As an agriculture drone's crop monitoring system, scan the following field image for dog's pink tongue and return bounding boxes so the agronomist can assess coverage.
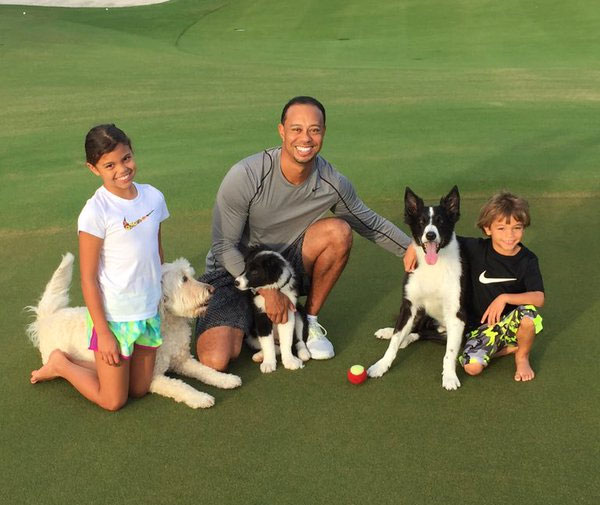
[425,242,438,265]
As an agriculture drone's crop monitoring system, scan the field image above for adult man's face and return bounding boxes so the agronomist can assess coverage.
[278,104,326,167]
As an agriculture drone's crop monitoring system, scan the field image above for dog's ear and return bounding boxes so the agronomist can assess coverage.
[405,187,423,218]
[441,186,460,221]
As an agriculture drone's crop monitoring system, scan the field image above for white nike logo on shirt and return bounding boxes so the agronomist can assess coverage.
[479,270,517,284]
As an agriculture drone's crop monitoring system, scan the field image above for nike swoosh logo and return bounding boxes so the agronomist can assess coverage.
[122,209,154,230]
[479,270,517,284]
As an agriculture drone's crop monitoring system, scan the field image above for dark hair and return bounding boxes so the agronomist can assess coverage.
[84,124,132,165]
[280,96,326,126]
[477,191,531,231]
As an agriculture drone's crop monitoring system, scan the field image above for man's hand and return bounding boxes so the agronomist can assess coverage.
[258,288,295,324]
[403,243,417,272]
[481,294,507,326]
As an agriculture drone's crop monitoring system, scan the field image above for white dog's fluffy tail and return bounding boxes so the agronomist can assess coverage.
[25,252,75,348]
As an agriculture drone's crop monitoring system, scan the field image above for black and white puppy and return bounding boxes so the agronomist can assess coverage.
[234,248,310,373]
[367,186,467,390]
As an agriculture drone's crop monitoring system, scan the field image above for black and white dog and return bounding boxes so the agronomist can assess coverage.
[367,186,467,390]
[234,248,311,373]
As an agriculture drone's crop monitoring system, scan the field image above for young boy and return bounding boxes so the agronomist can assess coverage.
[458,191,545,381]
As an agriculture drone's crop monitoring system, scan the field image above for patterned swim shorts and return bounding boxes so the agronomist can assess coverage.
[87,312,162,360]
[459,305,543,367]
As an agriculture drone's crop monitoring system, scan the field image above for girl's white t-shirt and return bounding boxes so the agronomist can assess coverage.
[77,183,169,322]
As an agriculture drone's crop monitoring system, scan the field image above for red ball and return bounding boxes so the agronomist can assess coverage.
[347,364,368,385]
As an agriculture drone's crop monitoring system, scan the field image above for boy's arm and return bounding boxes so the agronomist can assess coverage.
[481,291,545,326]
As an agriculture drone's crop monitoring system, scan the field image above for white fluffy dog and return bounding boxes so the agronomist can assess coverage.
[26,253,242,409]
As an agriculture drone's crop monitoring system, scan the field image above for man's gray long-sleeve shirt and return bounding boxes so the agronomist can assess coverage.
[205,147,411,277]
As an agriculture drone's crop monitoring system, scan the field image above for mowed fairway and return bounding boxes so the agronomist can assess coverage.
[1,1,598,504]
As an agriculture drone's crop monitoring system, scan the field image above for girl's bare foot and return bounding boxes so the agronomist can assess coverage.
[30,349,67,384]
[514,355,535,381]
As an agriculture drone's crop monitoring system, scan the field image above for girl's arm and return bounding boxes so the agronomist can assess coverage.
[79,231,121,366]
[158,224,164,264]
[482,291,545,325]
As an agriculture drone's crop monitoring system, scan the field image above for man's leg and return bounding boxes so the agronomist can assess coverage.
[196,326,244,372]
[300,218,353,359]
[302,217,353,315]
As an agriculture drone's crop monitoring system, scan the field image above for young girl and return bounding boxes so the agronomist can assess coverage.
[30,124,169,411]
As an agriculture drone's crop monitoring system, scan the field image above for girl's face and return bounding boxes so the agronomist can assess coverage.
[87,143,137,199]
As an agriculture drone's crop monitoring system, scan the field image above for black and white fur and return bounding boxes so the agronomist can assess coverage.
[234,248,310,373]
[368,186,467,390]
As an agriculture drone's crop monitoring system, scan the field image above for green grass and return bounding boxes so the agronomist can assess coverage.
[1,1,598,504]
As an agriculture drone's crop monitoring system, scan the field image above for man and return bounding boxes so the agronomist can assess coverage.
[195,96,412,371]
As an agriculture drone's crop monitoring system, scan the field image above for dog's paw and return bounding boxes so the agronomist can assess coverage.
[189,392,216,409]
[260,360,277,374]
[374,327,394,340]
[442,372,461,391]
[282,356,304,370]
[297,347,311,362]
[367,361,389,378]
[220,373,242,389]
[251,350,264,363]
[399,333,419,349]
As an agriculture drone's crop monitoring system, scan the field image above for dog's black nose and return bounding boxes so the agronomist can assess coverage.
[234,279,240,287]
[426,231,437,241]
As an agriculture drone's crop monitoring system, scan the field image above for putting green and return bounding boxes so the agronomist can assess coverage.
[1,1,598,504]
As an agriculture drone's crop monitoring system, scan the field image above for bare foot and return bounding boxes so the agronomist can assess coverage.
[514,355,535,381]
[30,349,66,384]
[494,345,518,358]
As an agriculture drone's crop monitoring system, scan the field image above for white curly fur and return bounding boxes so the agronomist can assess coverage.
[26,253,242,409]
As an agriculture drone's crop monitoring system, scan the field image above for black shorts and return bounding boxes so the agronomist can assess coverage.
[194,236,310,338]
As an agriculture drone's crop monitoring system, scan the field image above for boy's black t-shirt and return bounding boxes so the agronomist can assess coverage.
[458,237,544,330]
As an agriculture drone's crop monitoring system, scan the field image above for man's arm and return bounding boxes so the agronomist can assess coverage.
[331,174,412,257]
[210,163,255,277]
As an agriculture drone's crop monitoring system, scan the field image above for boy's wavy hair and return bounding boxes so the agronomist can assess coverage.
[477,191,531,231]
[85,124,132,165]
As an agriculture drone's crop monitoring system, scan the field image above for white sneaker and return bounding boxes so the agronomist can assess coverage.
[306,321,335,360]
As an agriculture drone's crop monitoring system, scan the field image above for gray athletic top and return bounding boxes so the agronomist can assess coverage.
[205,147,411,277]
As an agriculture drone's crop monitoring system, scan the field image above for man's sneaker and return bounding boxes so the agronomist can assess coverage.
[306,321,334,360]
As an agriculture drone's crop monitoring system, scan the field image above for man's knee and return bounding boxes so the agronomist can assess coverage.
[326,219,353,250]
[196,326,243,371]
[198,351,231,372]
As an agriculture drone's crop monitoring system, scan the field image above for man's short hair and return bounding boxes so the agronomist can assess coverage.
[477,191,531,231]
[280,96,326,125]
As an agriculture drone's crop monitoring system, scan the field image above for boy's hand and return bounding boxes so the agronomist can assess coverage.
[481,294,507,326]
[98,331,121,366]
[403,244,417,272]
[258,288,295,324]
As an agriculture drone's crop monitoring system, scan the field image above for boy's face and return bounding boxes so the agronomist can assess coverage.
[484,215,524,256]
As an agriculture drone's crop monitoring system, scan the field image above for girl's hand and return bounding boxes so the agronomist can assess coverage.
[481,294,507,326]
[98,331,121,366]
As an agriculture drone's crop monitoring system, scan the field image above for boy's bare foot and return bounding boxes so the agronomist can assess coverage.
[514,355,535,381]
[30,349,67,384]
[494,345,518,358]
